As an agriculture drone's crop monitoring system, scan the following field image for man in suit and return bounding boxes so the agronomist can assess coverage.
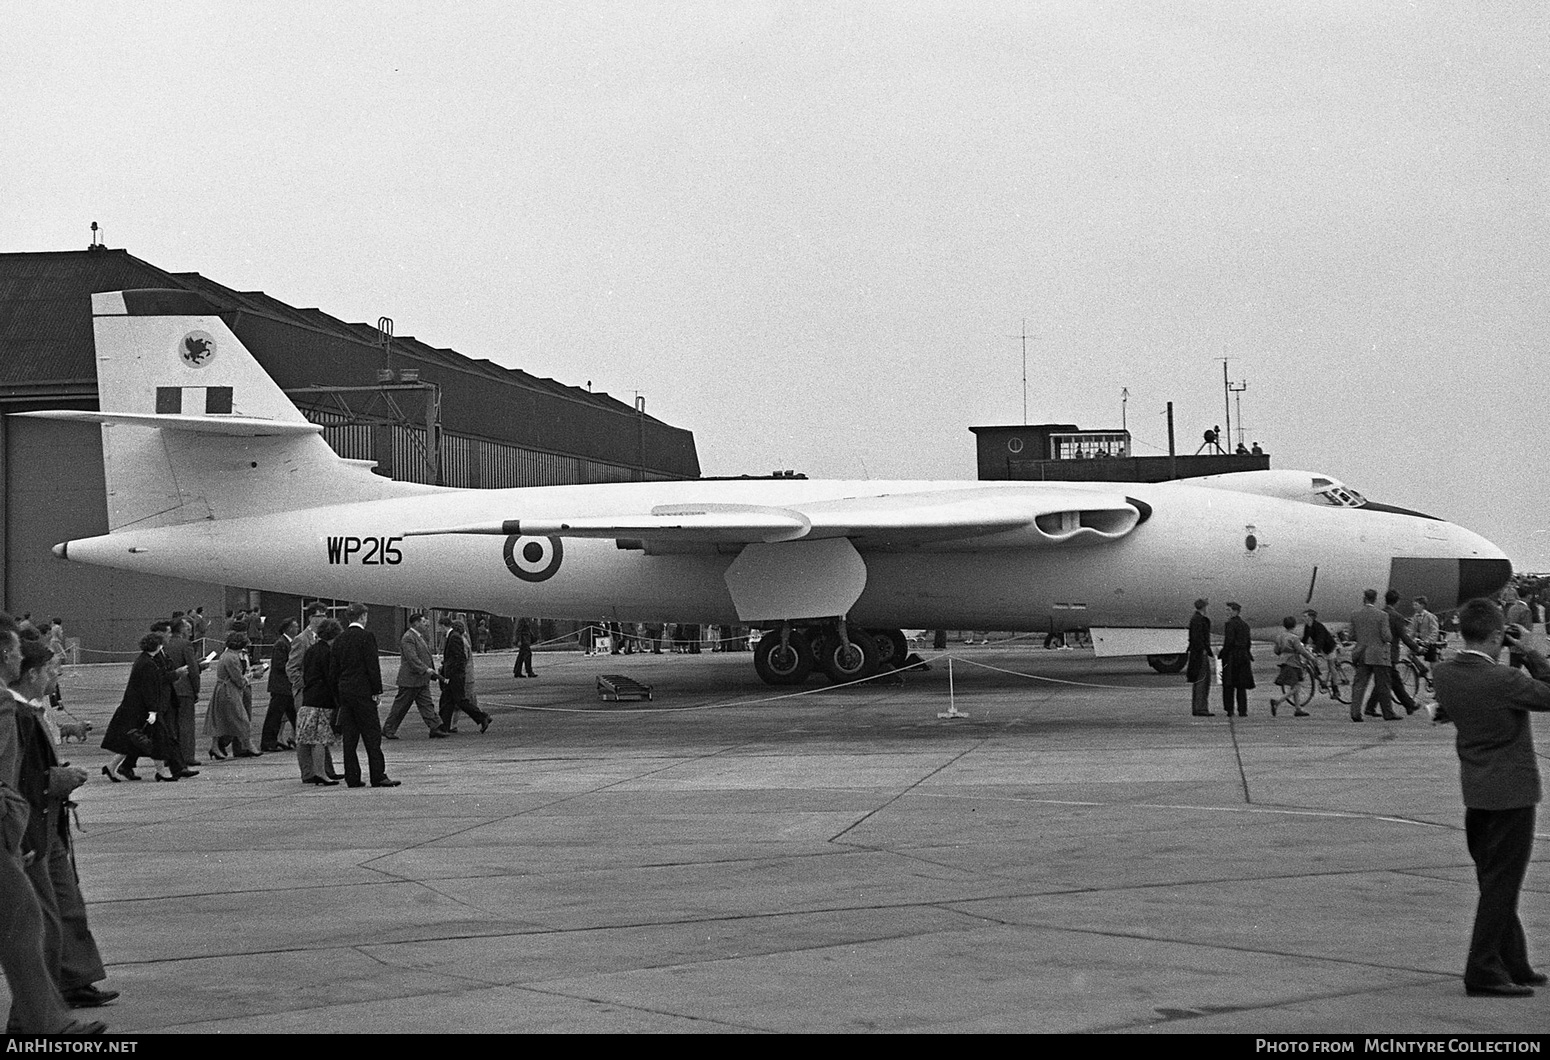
[1432,597,1550,997]
[1381,588,1426,716]
[259,618,299,752]
[1348,588,1396,722]
[382,613,446,740]
[513,618,536,679]
[328,603,398,788]
[1185,598,1213,716]
[1218,602,1254,718]
[189,607,209,648]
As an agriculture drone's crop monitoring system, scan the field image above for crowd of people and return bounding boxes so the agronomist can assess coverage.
[1179,582,1550,998]
[1184,589,1451,721]
[579,620,753,656]
[91,604,501,790]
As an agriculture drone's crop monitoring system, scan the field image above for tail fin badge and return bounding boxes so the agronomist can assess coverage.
[180,331,217,368]
[504,535,563,582]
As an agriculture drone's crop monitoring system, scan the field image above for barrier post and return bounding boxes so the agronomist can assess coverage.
[937,655,968,719]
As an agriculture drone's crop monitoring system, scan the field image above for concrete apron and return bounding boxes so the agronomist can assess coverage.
[14,646,1548,1034]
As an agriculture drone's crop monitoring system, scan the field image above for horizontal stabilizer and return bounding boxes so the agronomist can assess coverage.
[14,410,323,437]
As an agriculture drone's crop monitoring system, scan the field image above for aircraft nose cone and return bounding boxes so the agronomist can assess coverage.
[1390,556,1512,611]
[1458,557,1513,602]
[50,542,68,560]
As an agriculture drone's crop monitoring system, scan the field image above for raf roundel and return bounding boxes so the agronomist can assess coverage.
[179,330,217,368]
[503,535,563,582]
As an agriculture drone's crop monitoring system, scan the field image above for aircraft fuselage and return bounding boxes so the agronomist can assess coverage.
[58,475,1507,631]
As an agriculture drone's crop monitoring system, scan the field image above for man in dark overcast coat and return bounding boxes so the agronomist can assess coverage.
[1185,598,1213,716]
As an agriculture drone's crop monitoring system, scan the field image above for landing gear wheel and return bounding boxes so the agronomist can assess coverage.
[870,628,909,670]
[816,628,880,684]
[754,630,814,686]
[1147,653,1188,675]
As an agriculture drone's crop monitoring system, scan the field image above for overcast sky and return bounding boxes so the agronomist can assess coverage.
[5,2,1548,567]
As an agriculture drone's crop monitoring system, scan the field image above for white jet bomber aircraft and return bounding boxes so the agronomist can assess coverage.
[22,290,1512,686]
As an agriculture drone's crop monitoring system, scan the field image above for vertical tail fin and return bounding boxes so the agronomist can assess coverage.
[91,289,317,422]
[22,290,432,531]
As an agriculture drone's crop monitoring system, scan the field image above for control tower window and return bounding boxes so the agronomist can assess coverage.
[1050,431,1130,460]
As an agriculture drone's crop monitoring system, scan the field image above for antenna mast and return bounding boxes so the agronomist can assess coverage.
[1010,319,1039,425]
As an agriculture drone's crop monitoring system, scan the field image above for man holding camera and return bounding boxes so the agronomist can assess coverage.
[1432,598,1550,997]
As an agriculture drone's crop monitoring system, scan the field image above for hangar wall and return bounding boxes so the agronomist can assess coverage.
[0,247,703,655]
[3,416,223,657]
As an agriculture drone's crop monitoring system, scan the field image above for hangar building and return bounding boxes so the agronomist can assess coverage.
[0,246,701,655]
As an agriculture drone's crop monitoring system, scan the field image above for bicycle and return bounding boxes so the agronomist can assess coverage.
[1395,640,1443,700]
[1278,650,1343,709]
[1280,654,1319,710]
[1308,650,1351,704]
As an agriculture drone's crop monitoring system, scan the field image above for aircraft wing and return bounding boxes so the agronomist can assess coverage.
[401,488,1147,548]
[403,504,811,544]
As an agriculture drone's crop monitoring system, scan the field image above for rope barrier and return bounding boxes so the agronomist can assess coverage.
[506,648,930,714]
[942,653,1149,690]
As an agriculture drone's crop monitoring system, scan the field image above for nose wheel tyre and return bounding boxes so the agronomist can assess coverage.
[754,630,814,686]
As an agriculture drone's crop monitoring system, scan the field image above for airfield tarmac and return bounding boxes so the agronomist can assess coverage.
[11,642,1550,1035]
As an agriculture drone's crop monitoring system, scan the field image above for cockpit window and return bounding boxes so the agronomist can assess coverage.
[1314,485,1367,507]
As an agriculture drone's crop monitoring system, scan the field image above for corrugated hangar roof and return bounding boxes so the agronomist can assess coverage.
[0,247,700,477]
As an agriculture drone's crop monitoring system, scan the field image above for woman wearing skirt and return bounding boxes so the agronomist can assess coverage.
[297,619,341,786]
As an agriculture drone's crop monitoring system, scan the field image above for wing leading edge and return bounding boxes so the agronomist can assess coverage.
[401,487,1150,550]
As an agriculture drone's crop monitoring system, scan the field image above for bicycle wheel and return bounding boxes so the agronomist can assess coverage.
[1327,658,1352,703]
[1397,659,1421,699]
[1290,663,1316,707]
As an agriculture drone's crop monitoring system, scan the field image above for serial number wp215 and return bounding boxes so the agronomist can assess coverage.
[325,536,404,565]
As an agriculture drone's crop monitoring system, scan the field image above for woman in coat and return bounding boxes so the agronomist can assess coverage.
[101,633,178,781]
[204,632,257,758]
[1218,602,1256,718]
[295,619,341,786]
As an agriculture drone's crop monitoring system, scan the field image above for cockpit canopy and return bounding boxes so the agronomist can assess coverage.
[1190,469,1436,520]
[1309,477,1366,507]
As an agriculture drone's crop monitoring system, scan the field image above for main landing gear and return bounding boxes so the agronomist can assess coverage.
[754,621,911,687]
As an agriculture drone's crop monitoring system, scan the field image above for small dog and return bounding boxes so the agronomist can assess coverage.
[55,718,93,743]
